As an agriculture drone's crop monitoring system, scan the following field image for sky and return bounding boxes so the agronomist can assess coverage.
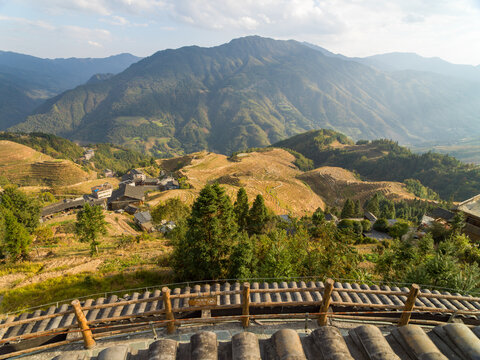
[0,0,479,65]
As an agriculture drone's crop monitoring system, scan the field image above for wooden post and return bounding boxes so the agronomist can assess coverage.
[317,278,334,326]
[242,282,251,328]
[71,300,95,349]
[162,287,175,334]
[398,284,420,326]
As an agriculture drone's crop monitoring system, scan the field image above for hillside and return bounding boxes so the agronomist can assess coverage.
[148,148,417,215]
[0,140,93,186]
[298,166,415,208]
[274,129,480,201]
[11,36,480,156]
[0,52,141,130]
[0,132,152,175]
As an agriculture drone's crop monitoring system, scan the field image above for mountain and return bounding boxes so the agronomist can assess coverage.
[357,52,480,82]
[10,36,480,156]
[0,52,141,130]
[274,129,480,201]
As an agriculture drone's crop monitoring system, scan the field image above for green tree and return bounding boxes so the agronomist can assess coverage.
[234,188,249,232]
[1,208,32,261]
[75,204,107,255]
[451,212,466,234]
[151,198,190,224]
[364,194,380,217]
[361,219,372,232]
[173,184,239,281]
[33,225,54,245]
[0,186,41,233]
[229,232,256,279]
[247,194,269,235]
[312,207,325,225]
[388,220,410,239]
[380,199,395,219]
[255,229,296,278]
[354,200,362,217]
[341,199,355,219]
[373,218,389,233]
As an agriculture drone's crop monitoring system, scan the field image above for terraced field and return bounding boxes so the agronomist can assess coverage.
[0,141,93,186]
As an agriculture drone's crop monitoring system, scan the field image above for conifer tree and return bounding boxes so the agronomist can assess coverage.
[247,194,269,235]
[341,199,355,219]
[234,187,249,232]
[174,184,239,281]
[312,207,325,225]
[354,199,362,217]
[365,193,380,217]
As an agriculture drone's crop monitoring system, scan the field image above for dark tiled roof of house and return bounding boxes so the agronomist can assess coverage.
[428,207,455,221]
[134,211,152,224]
[109,184,145,202]
[51,323,480,359]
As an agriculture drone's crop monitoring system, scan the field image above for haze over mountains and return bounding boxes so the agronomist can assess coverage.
[3,36,480,158]
[0,52,141,129]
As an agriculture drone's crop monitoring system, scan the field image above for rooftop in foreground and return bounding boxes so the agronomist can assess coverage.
[21,319,480,359]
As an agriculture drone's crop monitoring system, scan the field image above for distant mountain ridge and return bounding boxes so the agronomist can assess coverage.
[0,51,141,130]
[10,36,480,157]
[303,42,480,82]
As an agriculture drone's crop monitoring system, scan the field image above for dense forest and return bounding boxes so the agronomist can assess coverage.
[274,129,480,201]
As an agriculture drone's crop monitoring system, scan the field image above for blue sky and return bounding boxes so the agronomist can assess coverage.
[0,0,479,65]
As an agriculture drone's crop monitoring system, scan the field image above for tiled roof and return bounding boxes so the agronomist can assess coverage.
[134,211,152,224]
[50,323,480,359]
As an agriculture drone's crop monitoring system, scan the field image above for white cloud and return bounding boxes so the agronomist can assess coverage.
[3,0,480,63]
[88,40,103,47]
[0,14,55,30]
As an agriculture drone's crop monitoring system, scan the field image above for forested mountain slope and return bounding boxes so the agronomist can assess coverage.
[11,36,480,156]
[0,52,140,130]
[274,129,480,201]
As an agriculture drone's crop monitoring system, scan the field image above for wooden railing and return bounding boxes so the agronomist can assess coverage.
[0,279,479,359]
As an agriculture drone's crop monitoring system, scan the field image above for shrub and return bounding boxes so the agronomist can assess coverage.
[373,218,389,233]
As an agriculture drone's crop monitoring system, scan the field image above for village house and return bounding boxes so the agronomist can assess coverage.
[456,194,480,241]
[159,176,179,191]
[108,183,146,210]
[84,149,94,161]
[91,183,113,199]
[40,195,106,221]
[121,169,146,183]
[104,169,114,177]
[134,211,155,232]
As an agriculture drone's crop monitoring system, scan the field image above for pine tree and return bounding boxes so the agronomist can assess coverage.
[247,194,269,235]
[341,199,355,219]
[2,208,31,261]
[380,200,396,219]
[234,188,249,232]
[354,200,362,217]
[365,193,380,217]
[75,204,107,255]
[312,207,325,225]
[451,212,466,234]
[173,184,239,281]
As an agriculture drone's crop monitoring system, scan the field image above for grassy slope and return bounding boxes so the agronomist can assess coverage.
[0,212,171,313]
[0,140,93,186]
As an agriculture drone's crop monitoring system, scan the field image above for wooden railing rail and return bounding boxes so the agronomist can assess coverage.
[3,279,480,355]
